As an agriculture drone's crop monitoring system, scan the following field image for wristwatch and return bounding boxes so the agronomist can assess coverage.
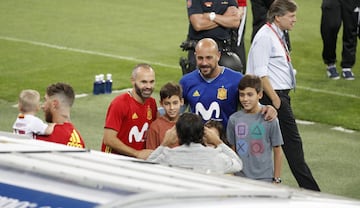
[209,12,216,21]
[273,177,282,183]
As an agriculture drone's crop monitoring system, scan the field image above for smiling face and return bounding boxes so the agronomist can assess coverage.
[131,66,155,102]
[161,95,183,121]
[239,87,263,114]
[195,38,221,79]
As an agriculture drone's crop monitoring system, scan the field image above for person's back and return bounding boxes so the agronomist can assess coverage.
[147,112,242,174]
[13,89,54,139]
[150,142,235,174]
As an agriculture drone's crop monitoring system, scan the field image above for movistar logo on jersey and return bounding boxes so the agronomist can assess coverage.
[129,122,149,143]
[195,102,220,120]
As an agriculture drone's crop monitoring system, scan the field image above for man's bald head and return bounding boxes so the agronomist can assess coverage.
[195,38,219,54]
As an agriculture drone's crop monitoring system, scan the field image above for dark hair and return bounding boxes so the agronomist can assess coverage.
[176,112,204,146]
[267,0,297,23]
[238,74,263,93]
[204,120,231,147]
[46,82,75,107]
[160,82,183,101]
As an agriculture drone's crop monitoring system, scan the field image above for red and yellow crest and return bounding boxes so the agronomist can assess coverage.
[147,105,153,120]
[217,86,227,100]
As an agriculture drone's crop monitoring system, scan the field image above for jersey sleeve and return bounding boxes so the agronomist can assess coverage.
[104,96,125,132]
[237,0,247,6]
[269,118,284,146]
[146,122,161,150]
[187,0,204,16]
[29,117,49,135]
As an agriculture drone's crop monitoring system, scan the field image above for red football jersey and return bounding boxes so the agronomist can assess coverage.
[36,122,85,148]
[101,93,157,154]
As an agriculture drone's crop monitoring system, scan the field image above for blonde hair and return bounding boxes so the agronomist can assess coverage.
[18,89,41,113]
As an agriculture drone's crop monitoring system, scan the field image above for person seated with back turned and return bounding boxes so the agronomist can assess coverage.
[36,82,85,148]
[147,112,243,175]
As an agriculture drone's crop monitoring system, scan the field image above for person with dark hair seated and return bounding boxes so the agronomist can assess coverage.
[147,112,242,175]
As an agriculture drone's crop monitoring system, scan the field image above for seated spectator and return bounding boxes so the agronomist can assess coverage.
[36,82,85,148]
[147,112,242,174]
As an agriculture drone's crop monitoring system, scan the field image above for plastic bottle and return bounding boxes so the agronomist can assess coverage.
[99,74,106,94]
[93,75,101,95]
[105,73,113,94]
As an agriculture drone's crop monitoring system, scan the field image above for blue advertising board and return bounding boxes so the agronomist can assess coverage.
[0,183,98,208]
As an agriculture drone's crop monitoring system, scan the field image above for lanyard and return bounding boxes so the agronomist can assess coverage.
[266,22,291,62]
[266,22,296,89]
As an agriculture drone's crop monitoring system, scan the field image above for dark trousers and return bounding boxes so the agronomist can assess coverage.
[249,0,291,51]
[261,90,321,191]
[321,0,358,68]
[250,0,274,41]
[231,28,247,72]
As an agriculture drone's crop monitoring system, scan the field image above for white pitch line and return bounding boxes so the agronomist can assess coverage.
[296,86,359,99]
[1,36,359,100]
[0,36,179,69]
[331,126,355,134]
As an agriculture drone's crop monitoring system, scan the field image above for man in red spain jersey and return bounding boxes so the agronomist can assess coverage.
[101,63,157,160]
[36,82,85,148]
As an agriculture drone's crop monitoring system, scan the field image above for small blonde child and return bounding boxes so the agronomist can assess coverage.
[12,89,54,139]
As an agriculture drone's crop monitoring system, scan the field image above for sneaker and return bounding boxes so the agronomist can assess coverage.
[342,70,355,80]
[327,66,340,80]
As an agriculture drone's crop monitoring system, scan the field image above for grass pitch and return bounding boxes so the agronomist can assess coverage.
[0,0,359,200]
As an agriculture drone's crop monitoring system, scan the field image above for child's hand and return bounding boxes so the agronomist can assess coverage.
[161,126,178,147]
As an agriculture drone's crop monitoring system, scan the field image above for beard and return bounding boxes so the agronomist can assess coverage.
[44,108,53,123]
[198,64,216,78]
[134,83,153,100]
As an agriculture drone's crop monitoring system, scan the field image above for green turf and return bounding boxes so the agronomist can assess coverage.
[0,0,358,130]
[0,0,359,200]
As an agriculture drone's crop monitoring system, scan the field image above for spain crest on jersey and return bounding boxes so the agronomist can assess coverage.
[217,86,227,100]
[147,105,153,120]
